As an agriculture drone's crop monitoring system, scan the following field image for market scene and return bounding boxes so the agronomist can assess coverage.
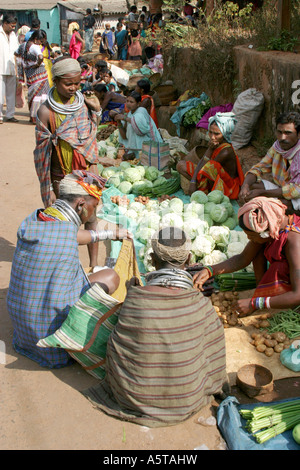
[1,0,300,453]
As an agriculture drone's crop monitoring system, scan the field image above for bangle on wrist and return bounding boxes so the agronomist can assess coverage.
[95,110,102,117]
[204,265,214,277]
[89,230,114,243]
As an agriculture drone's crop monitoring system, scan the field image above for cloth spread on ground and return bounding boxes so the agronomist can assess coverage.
[83,286,227,427]
[34,104,99,207]
[217,396,300,450]
[247,140,300,200]
[186,142,244,199]
[253,214,300,298]
[6,210,89,368]
[171,94,209,136]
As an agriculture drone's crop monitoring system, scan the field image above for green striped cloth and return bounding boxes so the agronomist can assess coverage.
[37,284,122,379]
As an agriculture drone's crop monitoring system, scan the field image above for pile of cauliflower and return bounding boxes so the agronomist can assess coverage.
[115,189,252,273]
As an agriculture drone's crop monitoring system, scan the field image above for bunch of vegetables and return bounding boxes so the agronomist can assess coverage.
[182,98,211,128]
[262,308,300,340]
[240,399,300,444]
[134,195,150,205]
[99,162,181,198]
[110,195,130,206]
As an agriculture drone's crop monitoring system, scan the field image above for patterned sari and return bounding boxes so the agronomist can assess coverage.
[253,214,300,298]
[186,143,244,199]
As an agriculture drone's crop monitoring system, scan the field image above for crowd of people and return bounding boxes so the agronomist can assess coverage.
[1,6,300,430]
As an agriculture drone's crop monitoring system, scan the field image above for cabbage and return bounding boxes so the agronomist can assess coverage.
[102,167,119,179]
[107,175,122,187]
[204,202,216,214]
[222,217,237,230]
[221,201,234,217]
[118,181,132,194]
[210,204,228,224]
[222,195,230,203]
[202,250,228,265]
[202,213,213,227]
[207,190,224,204]
[209,226,230,247]
[161,212,184,228]
[183,219,209,240]
[123,167,143,183]
[97,163,104,175]
[119,161,132,170]
[183,201,204,219]
[226,241,245,258]
[138,180,153,194]
[145,166,162,181]
[134,165,146,178]
[153,176,167,187]
[131,181,146,194]
[169,197,184,214]
[192,234,215,258]
[190,190,208,205]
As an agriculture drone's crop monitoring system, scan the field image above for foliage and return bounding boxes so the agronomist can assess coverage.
[267,29,298,52]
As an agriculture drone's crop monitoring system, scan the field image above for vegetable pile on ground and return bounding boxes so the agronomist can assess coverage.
[249,329,292,357]
[112,188,249,273]
[182,97,211,128]
[211,291,242,328]
[239,399,300,444]
[98,162,181,197]
[97,128,120,159]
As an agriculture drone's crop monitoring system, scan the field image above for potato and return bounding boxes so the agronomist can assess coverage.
[271,332,287,343]
[260,320,270,328]
[254,337,265,346]
[256,343,267,353]
[224,292,234,300]
[265,347,274,357]
[274,343,284,353]
[264,339,276,348]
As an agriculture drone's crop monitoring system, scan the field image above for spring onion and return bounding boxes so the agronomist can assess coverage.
[215,272,256,292]
[240,400,300,444]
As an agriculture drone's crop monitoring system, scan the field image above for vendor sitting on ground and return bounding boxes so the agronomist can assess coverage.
[84,226,228,427]
[93,83,126,123]
[192,196,300,317]
[6,171,132,369]
[177,112,244,199]
[239,111,300,215]
[135,78,158,127]
[114,91,163,158]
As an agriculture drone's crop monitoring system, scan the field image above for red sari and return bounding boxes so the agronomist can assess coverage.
[186,143,244,200]
[253,215,300,298]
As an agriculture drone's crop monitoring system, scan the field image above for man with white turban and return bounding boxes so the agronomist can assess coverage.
[177,112,244,199]
[34,57,103,267]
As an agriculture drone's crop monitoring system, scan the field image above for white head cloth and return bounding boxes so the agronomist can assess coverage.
[59,173,89,198]
[52,58,81,80]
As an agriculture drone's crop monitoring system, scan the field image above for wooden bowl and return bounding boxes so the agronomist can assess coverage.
[236,364,274,398]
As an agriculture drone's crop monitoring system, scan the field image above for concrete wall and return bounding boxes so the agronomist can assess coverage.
[162,45,300,141]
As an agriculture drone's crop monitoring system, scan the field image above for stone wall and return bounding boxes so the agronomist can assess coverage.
[161,45,300,141]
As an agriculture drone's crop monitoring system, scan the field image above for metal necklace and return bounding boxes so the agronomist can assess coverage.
[51,199,81,227]
[145,268,194,290]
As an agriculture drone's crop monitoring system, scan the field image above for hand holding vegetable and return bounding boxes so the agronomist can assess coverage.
[232,298,254,317]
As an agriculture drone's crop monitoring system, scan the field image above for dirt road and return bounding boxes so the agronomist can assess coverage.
[0,106,226,451]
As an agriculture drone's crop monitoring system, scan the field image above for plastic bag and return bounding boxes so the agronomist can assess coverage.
[231,88,264,149]
[280,340,300,372]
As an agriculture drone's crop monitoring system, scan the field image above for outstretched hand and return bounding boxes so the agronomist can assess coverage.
[111,228,133,240]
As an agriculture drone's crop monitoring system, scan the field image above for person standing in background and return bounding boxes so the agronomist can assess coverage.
[69,23,84,59]
[83,9,95,53]
[0,13,19,124]
[24,17,41,42]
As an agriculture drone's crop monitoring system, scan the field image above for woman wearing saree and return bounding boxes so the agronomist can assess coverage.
[115,91,162,158]
[69,23,84,60]
[16,29,50,123]
[40,30,53,87]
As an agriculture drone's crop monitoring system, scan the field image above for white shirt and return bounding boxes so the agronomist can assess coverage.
[0,26,19,76]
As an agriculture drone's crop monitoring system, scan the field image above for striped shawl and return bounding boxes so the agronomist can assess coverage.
[83,286,227,427]
[34,104,99,207]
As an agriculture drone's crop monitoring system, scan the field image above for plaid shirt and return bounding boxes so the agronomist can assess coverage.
[34,104,99,207]
[7,211,90,368]
[247,146,300,200]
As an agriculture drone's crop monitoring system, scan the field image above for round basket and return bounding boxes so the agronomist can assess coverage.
[236,364,274,398]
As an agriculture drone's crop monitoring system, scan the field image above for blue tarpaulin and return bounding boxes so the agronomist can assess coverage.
[217,396,300,450]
